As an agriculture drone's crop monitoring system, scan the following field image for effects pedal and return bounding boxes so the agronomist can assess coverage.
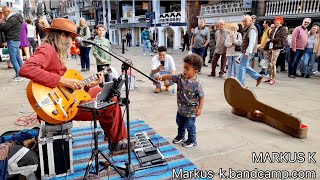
[133,131,167,167]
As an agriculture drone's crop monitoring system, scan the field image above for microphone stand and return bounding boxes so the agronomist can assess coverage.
[82,40,158,178]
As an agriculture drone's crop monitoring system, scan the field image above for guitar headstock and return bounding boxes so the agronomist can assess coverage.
[99,67,112,76]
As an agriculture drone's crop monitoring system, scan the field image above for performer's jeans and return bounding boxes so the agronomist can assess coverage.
[237,53,260,86]
[150,71,173,88]
[176,112,196,143]
[8,40,23,77]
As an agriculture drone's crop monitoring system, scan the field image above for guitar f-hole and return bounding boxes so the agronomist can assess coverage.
[57,85,70,101]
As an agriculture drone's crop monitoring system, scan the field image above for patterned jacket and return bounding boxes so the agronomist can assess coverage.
[269,26,287,50]
[313,34,320,57]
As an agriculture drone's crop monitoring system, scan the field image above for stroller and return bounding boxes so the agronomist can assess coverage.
[151,41,158,53]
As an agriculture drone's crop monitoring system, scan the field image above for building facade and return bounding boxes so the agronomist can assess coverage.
[111,0,188,49]
[259,0,320,29]
[197,0,251,28]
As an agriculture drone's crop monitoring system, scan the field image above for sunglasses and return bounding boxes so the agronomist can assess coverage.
[66,33,76,41]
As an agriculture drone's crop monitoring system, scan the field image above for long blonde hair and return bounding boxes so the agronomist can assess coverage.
[43,31,68,66]
[39,18,49,29]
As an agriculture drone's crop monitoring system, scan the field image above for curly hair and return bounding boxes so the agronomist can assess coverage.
[274,16,284,25]
[183,53,203,71]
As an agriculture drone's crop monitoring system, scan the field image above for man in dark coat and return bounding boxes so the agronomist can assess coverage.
[0,6,24,81]
[181,31,189,51]
[126,29,132,47]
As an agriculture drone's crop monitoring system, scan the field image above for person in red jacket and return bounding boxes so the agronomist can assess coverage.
[70,40,80,59]
[19,18,135,155]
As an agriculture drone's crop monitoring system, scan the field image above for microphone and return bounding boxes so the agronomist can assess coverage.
[75,37,111,49]
[75,37,97,46]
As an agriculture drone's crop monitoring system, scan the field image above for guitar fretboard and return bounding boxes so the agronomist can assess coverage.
[81,68,110,85]
[82,74,99,85]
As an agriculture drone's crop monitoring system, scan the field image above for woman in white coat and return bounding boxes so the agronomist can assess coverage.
[224,24,242,77]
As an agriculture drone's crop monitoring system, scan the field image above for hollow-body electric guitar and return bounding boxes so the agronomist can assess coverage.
[26,68,111,124]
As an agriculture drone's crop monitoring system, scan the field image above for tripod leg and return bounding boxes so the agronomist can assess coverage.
[99,151,126,178]
[84,153,95,177]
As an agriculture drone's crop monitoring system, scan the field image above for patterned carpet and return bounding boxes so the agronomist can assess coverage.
[53,119,199,180]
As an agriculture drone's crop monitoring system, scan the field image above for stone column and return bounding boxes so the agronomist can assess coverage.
[256,0,266,17]
[158,27,164,47]
[181,0,186,23]
[102,0,107,26]
[107,0,112,41]
[74,0,81,25]
[132,0,135,16]
[186,0,200,32]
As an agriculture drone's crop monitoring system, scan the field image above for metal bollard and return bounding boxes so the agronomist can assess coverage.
[122,39,125,54]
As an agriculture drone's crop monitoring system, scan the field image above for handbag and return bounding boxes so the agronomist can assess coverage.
[235,45,241,52]
[259,58,269,69]
[2,47,8,55]
[0,46,10,61]
[234,33,242,52]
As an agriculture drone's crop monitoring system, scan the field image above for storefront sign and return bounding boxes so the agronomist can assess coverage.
[243,0,253,8]
[202,15,246,24]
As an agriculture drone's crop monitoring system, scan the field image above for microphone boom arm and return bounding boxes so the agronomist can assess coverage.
[76,38,158,84]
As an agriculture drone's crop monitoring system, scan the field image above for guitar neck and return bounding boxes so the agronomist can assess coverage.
[81,68,110,85]
[82,74,99,85]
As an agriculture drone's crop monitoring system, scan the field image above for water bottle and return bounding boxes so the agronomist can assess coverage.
[171,84,176,96]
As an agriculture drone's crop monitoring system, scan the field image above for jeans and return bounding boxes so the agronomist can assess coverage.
[301,48,316,75]
[150,71,173,88]
[288,49,304,76]
[8,40,23,76]
[192,47,206,58]
[176,112,196,143]
[227,56,238,77]
[80,47,91,70]
[143,40,151,54]
[236,53,260,86]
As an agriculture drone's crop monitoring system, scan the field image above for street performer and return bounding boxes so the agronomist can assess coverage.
[19,18,135,155]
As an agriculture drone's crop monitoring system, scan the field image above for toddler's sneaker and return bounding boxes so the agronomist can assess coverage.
[182,140,197,148]
[172,136,185,144]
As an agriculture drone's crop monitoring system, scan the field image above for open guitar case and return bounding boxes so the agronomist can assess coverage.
[0,128,40,180]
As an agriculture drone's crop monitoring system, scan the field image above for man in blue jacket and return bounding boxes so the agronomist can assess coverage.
[141,27,153,56]
[0,6,24,81]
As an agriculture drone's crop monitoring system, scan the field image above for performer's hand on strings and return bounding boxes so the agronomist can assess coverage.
[60,77,83,90]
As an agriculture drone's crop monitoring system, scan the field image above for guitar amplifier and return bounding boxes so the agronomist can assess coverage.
[38,121,74,179]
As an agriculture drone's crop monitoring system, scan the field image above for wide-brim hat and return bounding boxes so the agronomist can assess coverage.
[44,18,78,38]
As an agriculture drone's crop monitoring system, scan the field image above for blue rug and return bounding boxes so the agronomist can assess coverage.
[54,119,199,180]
